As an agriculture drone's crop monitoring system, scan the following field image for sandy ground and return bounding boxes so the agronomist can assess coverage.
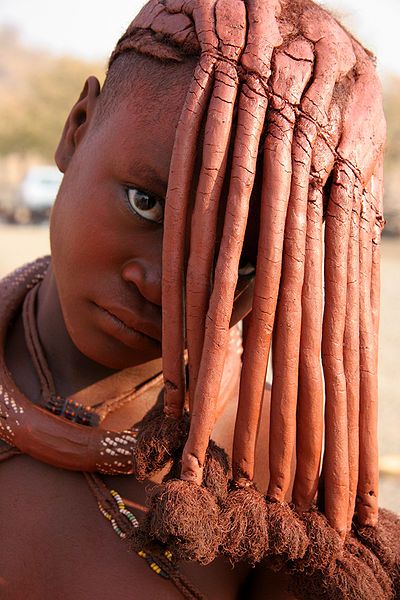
[0,223,399,513]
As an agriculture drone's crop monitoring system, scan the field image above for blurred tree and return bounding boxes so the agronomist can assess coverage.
[0,27,104,160]
[382,76,400,232]
[384,76,400,172]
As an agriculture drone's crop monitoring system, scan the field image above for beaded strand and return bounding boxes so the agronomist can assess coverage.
[93,479,172,579]
[110,489,140,526]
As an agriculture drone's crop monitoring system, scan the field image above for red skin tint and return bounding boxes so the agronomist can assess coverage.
[3,57,294,598]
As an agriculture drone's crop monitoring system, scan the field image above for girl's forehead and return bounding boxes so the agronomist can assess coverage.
[89,90,184,199]
[107,53,195,124]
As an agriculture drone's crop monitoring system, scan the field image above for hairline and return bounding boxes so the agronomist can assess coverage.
[95,49,197,125]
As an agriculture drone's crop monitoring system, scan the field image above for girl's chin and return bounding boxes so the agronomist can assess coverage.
[74,334,162,371]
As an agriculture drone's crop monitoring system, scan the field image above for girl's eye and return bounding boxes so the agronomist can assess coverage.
[238,258,255,277]
[126,188,164,223]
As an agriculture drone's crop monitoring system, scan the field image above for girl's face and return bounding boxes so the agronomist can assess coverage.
[50,58,255,371]
[50,65,187,370]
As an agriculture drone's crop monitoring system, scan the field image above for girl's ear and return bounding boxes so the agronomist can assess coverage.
[55,76,101,173]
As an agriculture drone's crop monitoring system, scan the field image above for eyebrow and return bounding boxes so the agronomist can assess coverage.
[128,160,168,198]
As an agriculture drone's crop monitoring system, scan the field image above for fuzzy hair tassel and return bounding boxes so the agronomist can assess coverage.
[266,499,309,561]
[201,440,231,502]
[354,508,400,596]
[221,483,269,565]
[165,439,231,504]
[296,509,343,574]
[132,397,189,480]
[140,479,223,564]
[290,533,394,600]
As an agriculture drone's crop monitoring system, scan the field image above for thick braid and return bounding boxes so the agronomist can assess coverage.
[357,180,379,526]
[292,172,324,513]
[267,40,315,506]
[370,159,384,338]
[185,61,238,405]
[176,0,249,484]
[291,15,357,530]
[226,40,316,563]
[161,55,216,419]
[175,0,250,405]
[291,101,341,516]
[232,38,309,489]
[282,2,354,522]
[181,76,266,484]
[321,163,354,537]
[221,2,285,564]
[335,41,386,528]
[365,159,384,528]
[370,158,384,415]
[229,0,283,489]
[344,186,361,529]
[176,79,270,564]
[264,42,326,562]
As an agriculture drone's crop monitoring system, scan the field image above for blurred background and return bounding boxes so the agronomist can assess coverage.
[0,0,399,511]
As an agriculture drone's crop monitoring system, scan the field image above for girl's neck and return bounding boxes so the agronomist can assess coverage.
[37,267,162,397]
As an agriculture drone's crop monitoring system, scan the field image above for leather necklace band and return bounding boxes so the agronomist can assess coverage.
[22,282,100,426]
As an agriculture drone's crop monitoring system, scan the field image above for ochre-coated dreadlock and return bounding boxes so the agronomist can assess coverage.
[108,0,397,597]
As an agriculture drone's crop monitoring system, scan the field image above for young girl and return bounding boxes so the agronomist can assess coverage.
[0,1,398,598]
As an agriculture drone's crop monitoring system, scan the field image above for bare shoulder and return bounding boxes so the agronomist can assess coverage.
[0,454,248,600]
[242,566,297,600]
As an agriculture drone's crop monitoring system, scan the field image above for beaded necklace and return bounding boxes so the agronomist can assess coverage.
[84,473,178,582]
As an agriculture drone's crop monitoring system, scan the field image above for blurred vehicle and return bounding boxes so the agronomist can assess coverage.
[11,166,63,224]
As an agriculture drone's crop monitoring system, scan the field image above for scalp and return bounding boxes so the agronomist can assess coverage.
[95,50,196,127]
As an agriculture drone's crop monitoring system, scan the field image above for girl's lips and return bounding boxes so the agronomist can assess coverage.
[94,302,161,347]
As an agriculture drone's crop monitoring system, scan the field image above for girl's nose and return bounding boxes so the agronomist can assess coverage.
[121,259,162,306]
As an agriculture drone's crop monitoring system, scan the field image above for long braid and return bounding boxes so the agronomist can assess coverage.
[161,54,216,420]
[292,168,325,514]
[344,187,361,529]
[291,103,341,517]
[321,162,354,537]
[267,41,315,506]
[357,180,379,525]
[185,59,237,405]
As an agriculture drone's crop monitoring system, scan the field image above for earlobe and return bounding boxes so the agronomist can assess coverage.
[55,76,101,172]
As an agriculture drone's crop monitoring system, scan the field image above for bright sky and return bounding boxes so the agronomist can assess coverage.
[0,0,399,76]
